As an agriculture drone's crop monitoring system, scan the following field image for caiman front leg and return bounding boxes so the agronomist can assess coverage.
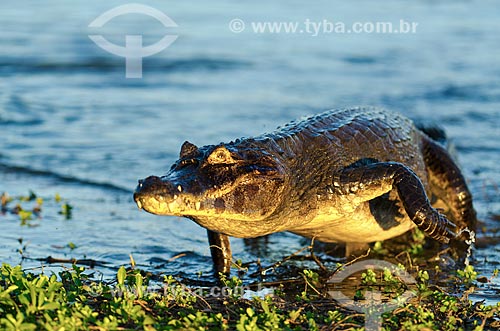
[334,162,457,243]
[207,230,232,275]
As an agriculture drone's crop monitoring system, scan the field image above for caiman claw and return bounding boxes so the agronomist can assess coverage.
[414,208,458,244]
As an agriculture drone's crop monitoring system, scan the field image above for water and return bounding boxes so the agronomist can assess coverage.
[1,0,499,302]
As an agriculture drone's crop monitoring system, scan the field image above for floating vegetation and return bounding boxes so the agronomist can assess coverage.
[0,191,73,225]
[59,203,73,220]
[0,262,499,330]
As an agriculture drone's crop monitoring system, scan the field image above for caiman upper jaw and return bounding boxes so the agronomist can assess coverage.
[134,175,169,211]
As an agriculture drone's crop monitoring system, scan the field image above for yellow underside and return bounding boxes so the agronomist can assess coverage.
[290,201,415,243]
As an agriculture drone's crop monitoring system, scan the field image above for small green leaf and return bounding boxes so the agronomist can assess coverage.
[18,210,33,222]
[60,203,73,219]
[41,302,60,310]
[117,266,126,286]
[136,273,143,297]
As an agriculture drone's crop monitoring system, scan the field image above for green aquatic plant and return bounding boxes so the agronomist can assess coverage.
[457,265,478,284]
[17,209,33,223]
[361,268,377,285]
[1,190,73,224]
[19,190,37,202]
[0,262,499,330]
[59,203,73,220]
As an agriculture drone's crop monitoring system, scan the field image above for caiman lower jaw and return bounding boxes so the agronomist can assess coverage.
[134,194,182,216]
[135,192,219,218]
[134,192,273,222]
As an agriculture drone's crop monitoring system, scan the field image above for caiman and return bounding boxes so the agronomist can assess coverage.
[134,107,476,274]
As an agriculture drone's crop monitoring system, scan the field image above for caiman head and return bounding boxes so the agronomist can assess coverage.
[134,141,287,237]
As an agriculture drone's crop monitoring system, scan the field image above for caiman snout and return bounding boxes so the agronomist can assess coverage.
[135,173,204,216]
[136,175,163,191]
[134,175,178,212]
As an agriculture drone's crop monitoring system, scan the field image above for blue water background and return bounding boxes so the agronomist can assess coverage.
[0,0,498,302]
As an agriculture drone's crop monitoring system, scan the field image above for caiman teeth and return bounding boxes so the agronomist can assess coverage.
[195,201,201,211]
[168,201,178,211]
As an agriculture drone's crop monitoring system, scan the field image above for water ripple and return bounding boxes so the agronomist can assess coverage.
[0,162,130,194]
[0,57,251,75]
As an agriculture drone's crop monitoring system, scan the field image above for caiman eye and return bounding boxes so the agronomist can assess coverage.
[207,146,235,165]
